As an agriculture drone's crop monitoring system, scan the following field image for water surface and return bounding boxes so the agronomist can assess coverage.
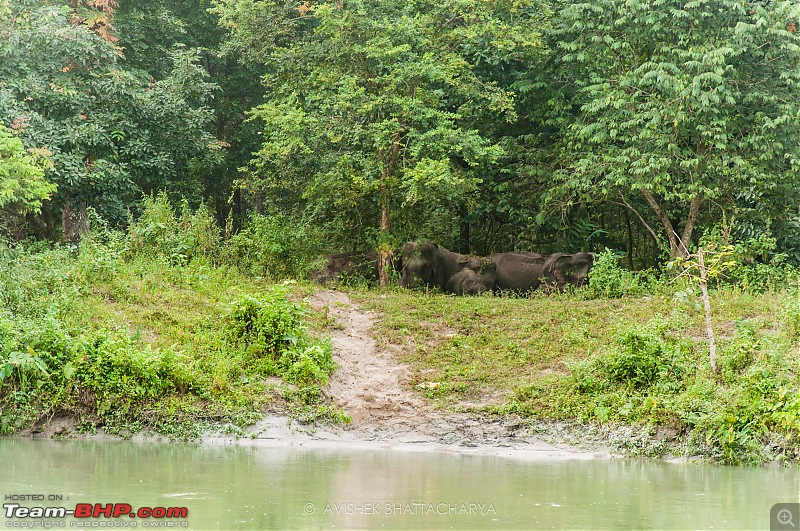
[1,438,798,529]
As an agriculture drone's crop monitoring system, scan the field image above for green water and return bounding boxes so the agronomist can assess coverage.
[1,439,798,530]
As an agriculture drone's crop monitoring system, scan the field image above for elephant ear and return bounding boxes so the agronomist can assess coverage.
[553,254,591,284]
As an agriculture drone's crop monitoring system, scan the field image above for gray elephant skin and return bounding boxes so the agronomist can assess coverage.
[400,241,594,294]
[491,251,594,292]
[400,241,495,294]
[445,268,494,295]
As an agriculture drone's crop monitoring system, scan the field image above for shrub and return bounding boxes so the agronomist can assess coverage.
[786,297,800,342]
[0,244,74,318]
[227,290,306,360]
[127,193,219,265]
[573,320,690,393]
[75,208,126,283]
[71,331,200,414]
[587,249,655,298]
[223,213,325,279]
[226,287,335,386]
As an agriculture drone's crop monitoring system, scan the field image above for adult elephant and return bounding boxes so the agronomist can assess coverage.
[399,241,465,291]
[491,252,548,292]
[491,251,594,292]
[544,252,595,290]
[400,241,495,293]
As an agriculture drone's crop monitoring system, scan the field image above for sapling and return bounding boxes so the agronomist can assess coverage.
[669,244,736,372]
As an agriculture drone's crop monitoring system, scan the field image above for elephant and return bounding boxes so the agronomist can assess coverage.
[400,241,495,294]
[491,251,595,292]
[399,241,465,291]
[445,267,495,295]
[544,252,595,290]
[311,251,380,284]
[400,241,593,294]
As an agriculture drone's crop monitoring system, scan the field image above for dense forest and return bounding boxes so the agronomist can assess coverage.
[4,0,800,267]
[4,0,800,466]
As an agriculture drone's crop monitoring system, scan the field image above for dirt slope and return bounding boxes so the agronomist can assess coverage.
[255,290,608,458]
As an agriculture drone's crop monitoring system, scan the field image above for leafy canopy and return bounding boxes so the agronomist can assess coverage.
[214,0,546,247]
[549,0,800,256]
[0,0,219,225]
[0,124,55,215]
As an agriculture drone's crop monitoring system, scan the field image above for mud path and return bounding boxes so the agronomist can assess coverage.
[291,291,608,458]
[309,290,426,427]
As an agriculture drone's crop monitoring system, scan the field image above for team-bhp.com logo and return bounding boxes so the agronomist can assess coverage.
[4,502,189,527]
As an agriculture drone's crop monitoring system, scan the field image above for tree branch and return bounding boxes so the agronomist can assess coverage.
[614,196,661,246]
[641,188,681,256]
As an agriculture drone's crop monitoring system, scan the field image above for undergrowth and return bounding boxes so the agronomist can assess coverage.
[0,199,347,439]
[357,285,800,466]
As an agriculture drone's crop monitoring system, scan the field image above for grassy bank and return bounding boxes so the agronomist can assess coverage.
[354,282,800,465]
[0,199,345,439]
[3,196,799,466]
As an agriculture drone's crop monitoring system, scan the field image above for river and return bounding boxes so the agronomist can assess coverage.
[1,438,798,529]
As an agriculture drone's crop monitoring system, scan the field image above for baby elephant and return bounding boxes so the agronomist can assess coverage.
[445,268,494,296]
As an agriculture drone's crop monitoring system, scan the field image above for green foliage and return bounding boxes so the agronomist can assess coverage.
[0,224,343,437]
[0,124,55,217]
[226,288,335,385]
[521,313,799,464]
[128,193,220,264]
[549,0,800,258]
[572,319,690,393]
[227,290,306,360]
[0,1,219,231]
[71,332,197,414]
[214,0,541,248]
[223,213,325,279]
[0,243,74,318]
[587,249,655,298]
[784,298,800,342]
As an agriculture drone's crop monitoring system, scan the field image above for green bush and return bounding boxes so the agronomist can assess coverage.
[75,208,126,283]
[226,286,335,387]
[71,331,200,414]
[0,244,74,318]
[282,345,333,386]
[572,319,690,393]
[0,228,345,437]
[227,290,307,361]
[223,213,325,279]
[785,297,800,342]
[587,249,655,298]
[128,193,219,265]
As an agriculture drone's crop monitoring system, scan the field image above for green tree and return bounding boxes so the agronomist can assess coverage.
[114,0,266,226]
[0,124,55,230]
[0,0,219,239]
[215,0,545,282]
[548,0,800,258]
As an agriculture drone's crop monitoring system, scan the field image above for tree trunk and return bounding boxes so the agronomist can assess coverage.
[697,247,717,373]
[624,207,634,270]
[680,196,702,254]
[641,189,703,259]
[377,133,401,288]
[62,201,89,243]
[378,193,391,288]
[641,189,680,257]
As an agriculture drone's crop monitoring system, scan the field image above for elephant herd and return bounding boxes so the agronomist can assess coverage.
[312,241,596,295]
